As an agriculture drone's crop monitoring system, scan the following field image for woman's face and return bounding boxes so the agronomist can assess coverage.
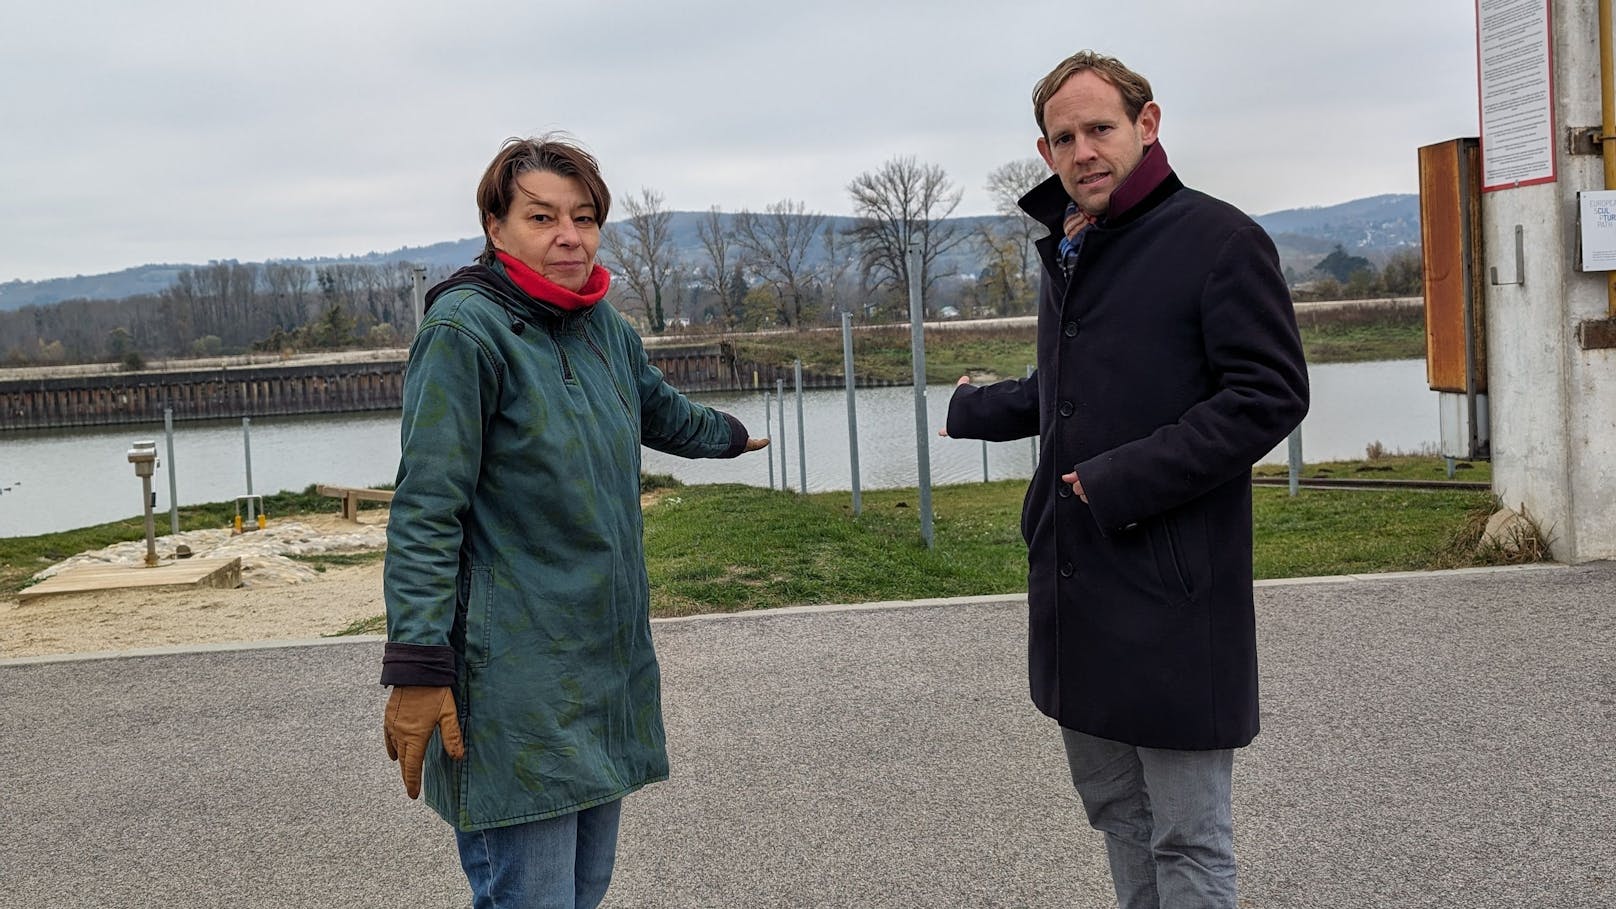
[487,170,601,292]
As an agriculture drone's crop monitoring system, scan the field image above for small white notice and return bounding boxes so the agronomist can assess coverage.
[1477,0,1555,191]
[1580,191,1616,272]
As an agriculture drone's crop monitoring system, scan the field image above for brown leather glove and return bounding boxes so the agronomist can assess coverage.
[383,686,465,799]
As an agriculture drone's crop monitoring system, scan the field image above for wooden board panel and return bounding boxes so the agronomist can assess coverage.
[1419,139,1485,393]
[18,557,242,603]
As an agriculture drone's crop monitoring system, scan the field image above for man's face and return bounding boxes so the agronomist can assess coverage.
[1036,70,1160,217]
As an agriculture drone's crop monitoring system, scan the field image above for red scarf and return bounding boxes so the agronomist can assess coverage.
[495,251,611,311]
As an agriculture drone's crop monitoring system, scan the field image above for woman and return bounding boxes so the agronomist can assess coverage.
[380,136,767,908]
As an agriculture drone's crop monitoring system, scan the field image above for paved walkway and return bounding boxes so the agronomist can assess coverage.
[3,562,1612,908]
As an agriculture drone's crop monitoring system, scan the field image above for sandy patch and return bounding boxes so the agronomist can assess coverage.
[0,497,662,660]
[0,512,389,660]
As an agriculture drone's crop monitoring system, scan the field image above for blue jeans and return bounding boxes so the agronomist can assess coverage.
[1061,728,1236,909]
[454,799,623,909]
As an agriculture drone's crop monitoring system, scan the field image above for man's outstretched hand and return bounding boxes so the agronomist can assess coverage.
[938,375,972,437]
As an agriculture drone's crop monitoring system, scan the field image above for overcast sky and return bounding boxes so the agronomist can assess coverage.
[0,0,1480,283]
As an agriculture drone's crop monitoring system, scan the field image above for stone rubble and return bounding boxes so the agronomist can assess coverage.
[35,521,389,588]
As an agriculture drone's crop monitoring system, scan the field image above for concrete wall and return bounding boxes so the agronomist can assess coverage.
[1483,0,1616,562]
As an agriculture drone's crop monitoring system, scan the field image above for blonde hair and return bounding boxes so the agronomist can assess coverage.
[1032,51,1154,136]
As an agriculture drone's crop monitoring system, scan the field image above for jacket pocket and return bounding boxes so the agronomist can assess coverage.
[1148,516,1197,603]
[463,564,494,668]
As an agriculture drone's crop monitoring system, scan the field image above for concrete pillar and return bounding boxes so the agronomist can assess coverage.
[1483,0,1616,562]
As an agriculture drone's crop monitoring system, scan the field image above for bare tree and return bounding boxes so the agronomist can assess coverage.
[733,199,825,329]
[846,156,967,315]
[813,225,856,324]
[695,206,743,329]
[984,158,1050,293]
[263,263,312,330]
[601,188,676,333]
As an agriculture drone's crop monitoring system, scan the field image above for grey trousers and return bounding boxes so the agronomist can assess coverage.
[1061,728,1237,909]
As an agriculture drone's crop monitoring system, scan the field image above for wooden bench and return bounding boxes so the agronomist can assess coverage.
[316,485,395,522]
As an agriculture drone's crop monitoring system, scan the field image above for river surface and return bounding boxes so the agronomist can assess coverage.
[0,359,1437,538]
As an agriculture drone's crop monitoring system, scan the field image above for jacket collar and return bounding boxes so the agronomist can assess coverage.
[425,262,593,330]
[1020,141,1182,233]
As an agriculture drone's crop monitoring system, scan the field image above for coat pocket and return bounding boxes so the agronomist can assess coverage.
[1143,516,1194,604]
[463,564,494,668]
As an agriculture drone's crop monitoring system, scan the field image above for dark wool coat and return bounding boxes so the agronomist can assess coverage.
[947,165,1308,750]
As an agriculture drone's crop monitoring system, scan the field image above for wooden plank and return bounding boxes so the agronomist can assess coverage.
[315,485,394,502]
[18,557,242,603]
[1419,138,1485,394]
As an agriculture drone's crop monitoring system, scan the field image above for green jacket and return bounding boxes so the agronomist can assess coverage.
[383,264,746,831]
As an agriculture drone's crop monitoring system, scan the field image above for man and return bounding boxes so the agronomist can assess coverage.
[945,52,1308,908]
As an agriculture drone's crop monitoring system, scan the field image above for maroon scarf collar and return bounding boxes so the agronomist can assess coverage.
[1103,141,1172,222]
[494,250,611,311]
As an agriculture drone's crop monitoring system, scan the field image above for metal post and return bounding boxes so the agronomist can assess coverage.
[982,440,990,483]
[763,391,775,490]
[243,417,256,525]
[164,406,179,535]
[776,379,787,491]
[908,241,934,548]
[1287,427,1303,497]
[411,265,428,336]
[127,441,159,567]
[842,312,862,516]
[1600,0,1616,315]
[794,359,807,494]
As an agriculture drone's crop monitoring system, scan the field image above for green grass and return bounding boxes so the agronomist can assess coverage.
[8,460,1530,628]
[730,308,1427,385]
[1293,302,1427,364]
[327,615,387,637]
[1253,454,1489,482]
[285,551,387,572]
[642,458,1520,616]
[643,482,1027,616]
[1252,486,1496,579]
[734,327,1042,385]
[1299,322,1426,363]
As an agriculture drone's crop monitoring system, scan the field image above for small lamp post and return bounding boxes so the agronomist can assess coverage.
[126,440,160,568]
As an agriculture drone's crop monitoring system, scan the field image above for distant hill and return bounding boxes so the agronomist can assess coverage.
[1253,193,1420,268]
[0,195,1420,310]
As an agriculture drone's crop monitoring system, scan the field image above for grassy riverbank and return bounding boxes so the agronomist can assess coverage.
[0,458,1519,613]
[642,457,1500,615]
[729,304,1426,384]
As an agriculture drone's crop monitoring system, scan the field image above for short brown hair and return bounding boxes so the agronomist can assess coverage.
[475,136,612,265]
[1032,51,1154,137]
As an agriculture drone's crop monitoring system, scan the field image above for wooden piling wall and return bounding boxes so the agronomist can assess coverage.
[0,342,894,431]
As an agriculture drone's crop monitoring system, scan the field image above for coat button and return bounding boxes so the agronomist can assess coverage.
[1063,321,1079,337]
[1060,562,1075,578]
[1059,401,1075,417]
[1058,484,1072,498]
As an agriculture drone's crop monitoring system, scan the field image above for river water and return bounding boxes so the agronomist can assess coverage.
[0,359,1437,538]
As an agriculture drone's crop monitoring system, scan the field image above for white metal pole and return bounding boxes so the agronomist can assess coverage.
[908,241,934,548]
[243,417,255,524]
[164,406,179,534]
[763,391,775,490]
[776,379,787,490]
[794,359,806,494]
[842,313,862,516]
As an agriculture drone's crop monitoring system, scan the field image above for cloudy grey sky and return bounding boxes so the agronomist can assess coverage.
[0,0,1479,283]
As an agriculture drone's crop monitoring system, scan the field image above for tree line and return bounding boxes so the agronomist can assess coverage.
[1,155,1421,369]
